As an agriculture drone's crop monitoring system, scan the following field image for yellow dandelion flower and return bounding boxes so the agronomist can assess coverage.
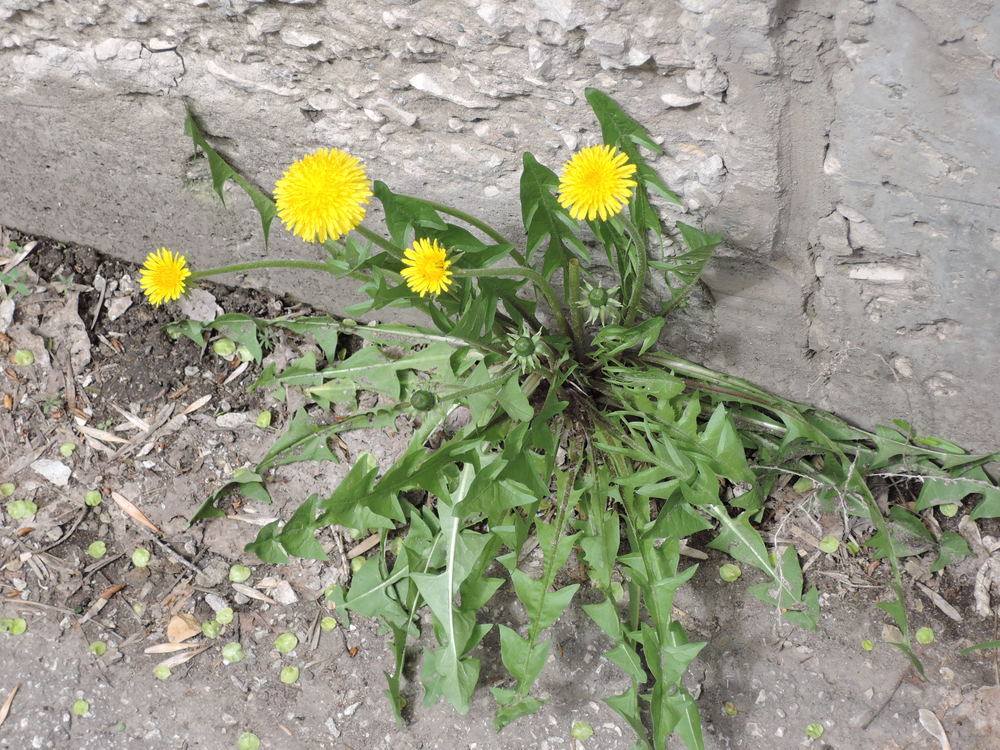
[274,148,373,243]
[400,238,453,297]
[140,248,191,306]
[557,144,638,222]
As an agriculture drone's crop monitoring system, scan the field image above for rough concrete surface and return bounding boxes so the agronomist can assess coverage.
[1,0,999,450]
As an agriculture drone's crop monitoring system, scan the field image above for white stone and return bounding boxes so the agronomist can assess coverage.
[0,299,14,333]
[533,0,584,31]
[627,47,651,67]
[215,412,248,429]
[280,28,322,48]
[848,264,906,282]
[836,203,867,223]
[176,288,221,323]
[325,718,341,738]
[409,72,497,110]
[106,296,133,321]
[31,459,72,486]
[250,12,283,35]
[94,38,124,61]
[527,39,554,79]
[367,99,417,127]
[587,24,627,57]
[273,580,299,605]
[661,91,702,108]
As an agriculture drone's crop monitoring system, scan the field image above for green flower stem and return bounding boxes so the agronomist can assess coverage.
[451,267,583,358]
[354,224,404,259]
[619,214,648,327]
[189,260,331,281]
[395,194,524,263]
[566,258,586,358]
[438,368,516,402]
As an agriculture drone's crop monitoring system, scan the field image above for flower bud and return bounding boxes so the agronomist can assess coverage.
[410,390,437,412]
[512,336,536,358]
[587,286,609,307]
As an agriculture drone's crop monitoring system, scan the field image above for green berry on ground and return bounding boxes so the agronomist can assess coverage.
[274,632,298,653]
[720,564,741,582]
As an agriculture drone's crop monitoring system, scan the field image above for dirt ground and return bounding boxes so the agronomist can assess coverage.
[2,229,1000,750]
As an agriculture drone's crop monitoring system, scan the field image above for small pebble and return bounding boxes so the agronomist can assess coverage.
[184,366,200,377]
[273,581,299,605]
[30,459,72,486]
[325,718,341,738]
[216,412,248,429]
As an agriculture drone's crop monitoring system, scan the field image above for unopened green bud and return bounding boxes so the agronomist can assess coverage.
[512,336,536,358]
[587,287,609,307]
[410,390,437,412]
[13,350,34,366]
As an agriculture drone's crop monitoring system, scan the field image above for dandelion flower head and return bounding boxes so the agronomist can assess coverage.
[140,248,191,306]
[400,238,453,297]
[557,144,638,222]
[274,148,373,243]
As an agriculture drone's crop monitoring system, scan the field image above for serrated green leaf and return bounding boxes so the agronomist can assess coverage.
[591,318,665,359]
[577,509,620,590]
[497,375,533,422]
[781,586,820,630]
[664,687,705,750]
[373,181,446,247]
[930,530,971,573]
[642,498,713,539]
[276,317,340,360]
[582,597,624,641]
[705,507,772,574]
[275,493,329,561]
[605,642,648,683]
[212,313,263,362]
[243,520,289,564]
[316,453,395,532]
[520,152,589,278]
[498,625,551,686]
[188,470,271,525]
[867,506,935,559]
[491,687,548,732]
[511,572,579,633]
[184,109,277,249]
[699,405,755,484]
[604,682,651,749]
[411,514,490,715]
[651,222,722,315]
[256,408,339,471]
[163,318,211,347]
[344,556,409,627]
[383,620,409,730]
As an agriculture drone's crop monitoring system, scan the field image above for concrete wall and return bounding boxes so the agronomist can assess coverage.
[2,0,998,450]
